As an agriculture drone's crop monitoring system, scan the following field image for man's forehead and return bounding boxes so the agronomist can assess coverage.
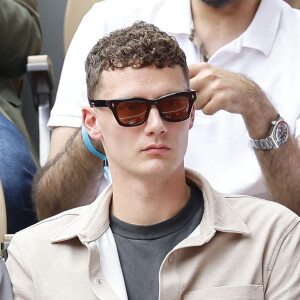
[98,65,187,99]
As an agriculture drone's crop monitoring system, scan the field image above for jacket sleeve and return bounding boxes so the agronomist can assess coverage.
[6,235,35,300]
[265,218,300,299]
[0,0,42,78]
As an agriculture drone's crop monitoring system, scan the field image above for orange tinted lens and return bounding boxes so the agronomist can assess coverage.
[159,96,189,120]
[117,101,147,125]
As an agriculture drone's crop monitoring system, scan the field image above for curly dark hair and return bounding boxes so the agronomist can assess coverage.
[85,21,189,99]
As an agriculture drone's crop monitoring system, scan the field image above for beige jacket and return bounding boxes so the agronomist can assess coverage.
[6,169,300,299]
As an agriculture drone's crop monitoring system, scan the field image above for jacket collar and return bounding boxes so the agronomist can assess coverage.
[51,186,112,244]
[185,169,250,237]
[51,169,250,244]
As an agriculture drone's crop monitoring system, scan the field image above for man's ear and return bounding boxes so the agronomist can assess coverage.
[189,106,195,130]
[82,107,103,140]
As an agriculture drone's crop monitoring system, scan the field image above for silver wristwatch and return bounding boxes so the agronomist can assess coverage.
[250,115,289,150]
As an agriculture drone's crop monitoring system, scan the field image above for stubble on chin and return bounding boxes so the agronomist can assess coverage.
[201,0,238,8]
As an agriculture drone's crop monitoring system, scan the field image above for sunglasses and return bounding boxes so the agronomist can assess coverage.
[89,90,197,127]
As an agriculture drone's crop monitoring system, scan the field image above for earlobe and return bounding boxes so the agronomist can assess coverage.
[82,107,103,140]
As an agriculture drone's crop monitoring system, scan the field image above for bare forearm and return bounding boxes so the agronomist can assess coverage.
[242,88,300,214]
[32,128,104,220]
[254,136,300,215]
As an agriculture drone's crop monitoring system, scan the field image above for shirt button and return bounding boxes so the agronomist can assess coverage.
[168,254,175,264]
[96,279,102,285]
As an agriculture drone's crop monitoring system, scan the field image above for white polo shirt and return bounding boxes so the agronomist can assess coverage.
[49,0,300,199]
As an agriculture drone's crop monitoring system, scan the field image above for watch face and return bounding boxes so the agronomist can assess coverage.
[275,121,288,146]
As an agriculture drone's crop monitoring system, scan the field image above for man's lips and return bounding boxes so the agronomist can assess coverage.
[142,144,170,153]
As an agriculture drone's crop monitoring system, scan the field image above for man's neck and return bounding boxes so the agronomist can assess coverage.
[191,0,261,59]
[110,169,190,225]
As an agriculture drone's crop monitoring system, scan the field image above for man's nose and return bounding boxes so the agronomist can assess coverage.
[144,107,167,135]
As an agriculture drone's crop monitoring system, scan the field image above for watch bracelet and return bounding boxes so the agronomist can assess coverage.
[249,115,288,150]
[250,137,278,150]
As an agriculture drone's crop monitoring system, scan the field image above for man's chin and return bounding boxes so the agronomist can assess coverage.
[137,161,181,179]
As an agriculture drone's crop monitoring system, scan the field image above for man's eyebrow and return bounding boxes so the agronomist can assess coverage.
[114,90,186,100]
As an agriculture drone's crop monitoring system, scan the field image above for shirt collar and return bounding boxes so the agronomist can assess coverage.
[151,0,193,35]
[238,0,282,56]
[51,168,250,245]
[188,0,282,57]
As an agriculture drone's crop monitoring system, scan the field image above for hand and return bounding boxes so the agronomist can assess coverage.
[190,63,268,114]
[189,63,278,137]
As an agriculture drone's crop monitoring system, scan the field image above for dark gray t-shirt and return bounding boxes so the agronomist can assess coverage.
[110,183,204,300]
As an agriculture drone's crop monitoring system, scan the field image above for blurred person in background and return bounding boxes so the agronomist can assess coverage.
[0,258,13,300]
[0,0,41,233]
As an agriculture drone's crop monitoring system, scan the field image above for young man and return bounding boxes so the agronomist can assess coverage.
[7,22,300,300]
[33,0,300,220]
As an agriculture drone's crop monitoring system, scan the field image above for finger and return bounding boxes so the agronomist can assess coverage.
[191,79,213,110]
[188,64,201,79]
[189,72,207,93]
[188,62,209,78]
[189,63,215,92]
[201,98,221,115]
[194,90,213,110]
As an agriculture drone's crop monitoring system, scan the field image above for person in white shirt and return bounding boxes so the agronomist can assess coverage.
[33,0,300,219]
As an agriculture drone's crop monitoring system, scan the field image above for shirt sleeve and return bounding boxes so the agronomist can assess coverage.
[6,235,35,300]
[264,218,300,299]
[48,4,105,129]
